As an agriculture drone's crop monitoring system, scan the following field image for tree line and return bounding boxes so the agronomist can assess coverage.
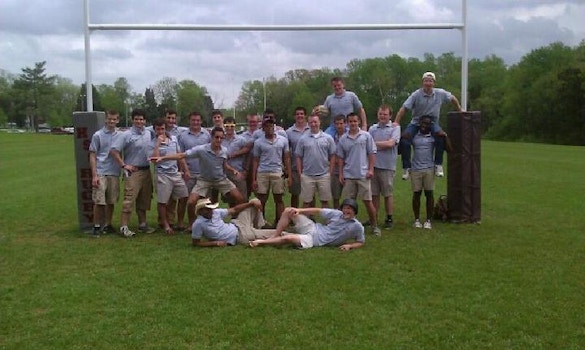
[1,41,583,145]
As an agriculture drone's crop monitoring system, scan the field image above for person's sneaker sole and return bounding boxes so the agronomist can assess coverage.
[384,221,393,229]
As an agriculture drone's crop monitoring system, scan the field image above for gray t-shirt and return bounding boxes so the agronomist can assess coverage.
[89,127,121,176]
[252,134,290,173]
[368,122,400,171]
[336,130,376,179]
[403,88,453,125]
[313,209,365,247]
[411,132,435,171]
[192,208,238,245]
[110,126,152,167]
[185,144,228,181]
[324,91,363,125]
[295,131,336,176]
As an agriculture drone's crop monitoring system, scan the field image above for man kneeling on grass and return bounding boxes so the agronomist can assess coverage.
[192,198,277,247]
[249,198,365,251]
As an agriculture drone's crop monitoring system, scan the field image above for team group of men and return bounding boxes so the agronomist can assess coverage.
[89,72,462,250]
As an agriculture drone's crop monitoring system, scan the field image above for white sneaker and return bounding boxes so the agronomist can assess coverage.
[402,168,411,180]
[372,226,382,237]
[435,165,444,177]
[413,219,422,228]
[120,226,135,237]
[423,220,432,229]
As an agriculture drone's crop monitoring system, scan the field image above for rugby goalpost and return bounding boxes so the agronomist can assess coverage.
[82,0,469,111]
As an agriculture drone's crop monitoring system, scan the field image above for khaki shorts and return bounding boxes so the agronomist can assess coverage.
[231,204,276,244]
[290,214,317,249]
[122,169,153,213]
[300,173,332,203]
[156,173,189,204]
[371,168,395,197]
[331,173,343,200]
[411,168,435,192]
[92,175,120,205]
[193,178,236,197]
[256,172,285,195]
[341,178,372,201]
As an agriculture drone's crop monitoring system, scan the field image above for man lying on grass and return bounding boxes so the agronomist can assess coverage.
[192,198,277,247]
[249,198,365,251]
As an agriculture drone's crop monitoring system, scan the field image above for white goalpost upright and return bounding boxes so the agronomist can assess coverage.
[82,0,469,111]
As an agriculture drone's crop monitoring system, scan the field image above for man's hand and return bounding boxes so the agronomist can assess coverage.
[149,156,162,163]
[92,176,100,188]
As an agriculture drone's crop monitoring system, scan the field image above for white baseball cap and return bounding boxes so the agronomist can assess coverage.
[422,72,436,81]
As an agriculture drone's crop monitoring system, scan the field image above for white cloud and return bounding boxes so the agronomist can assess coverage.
[1,0,583,107]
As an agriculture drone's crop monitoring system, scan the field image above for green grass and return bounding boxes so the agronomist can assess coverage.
[0,133,584,349]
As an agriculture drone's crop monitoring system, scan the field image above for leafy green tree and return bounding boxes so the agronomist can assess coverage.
[143,88,158,121]
[176,80,213,125]
[47,77,78,126]
[76,84,103,113]
[13,61,56,131]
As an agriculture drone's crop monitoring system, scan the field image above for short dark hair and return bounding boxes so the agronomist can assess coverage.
[224,116,236,124]
[153,118,165,127]
[189,111,202,119]
[131,109,146,118]
[331,77,344,83]
[263,108,275,116]
[347,112,358,119]
[166,109,177,116]
[211,126,224,138]
[333,114,346,123]
[294,106,306,114]
[211,109,223,117]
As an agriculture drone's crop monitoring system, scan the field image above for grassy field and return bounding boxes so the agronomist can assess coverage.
[0,133,583,349]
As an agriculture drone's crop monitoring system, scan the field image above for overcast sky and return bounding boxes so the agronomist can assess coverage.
[1,0,583,107]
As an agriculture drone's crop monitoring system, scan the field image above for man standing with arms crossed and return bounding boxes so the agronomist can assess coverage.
[89,110,121,237]
[110,109,155,237]
[369,105,400,229]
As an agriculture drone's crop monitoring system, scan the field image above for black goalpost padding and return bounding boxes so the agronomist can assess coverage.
[447,111,481,223]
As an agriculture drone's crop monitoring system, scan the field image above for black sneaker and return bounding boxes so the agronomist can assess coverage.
[361,220,371,227]
[384,219,393,229]
[101,225,115,234]
[91,226,101,238]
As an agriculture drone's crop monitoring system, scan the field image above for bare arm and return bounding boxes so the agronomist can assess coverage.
[393,106,407,125]
[192,238,227,247]
[284,151,292,179]
[375,139,397,150]
[89,152,99,187]
[294,207,323,217]
[359,107,367,131]
[451,96,463,112]
[296,155,303,177]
